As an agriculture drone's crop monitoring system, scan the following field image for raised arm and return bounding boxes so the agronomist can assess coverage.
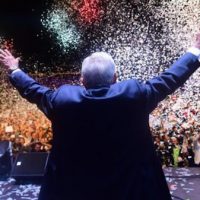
[0,49,55,119]
[143,34,200,113]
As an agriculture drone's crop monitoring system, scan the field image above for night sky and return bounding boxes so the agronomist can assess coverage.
[0,0,200,81]
[0,0,51,56]
[0,0,104,72]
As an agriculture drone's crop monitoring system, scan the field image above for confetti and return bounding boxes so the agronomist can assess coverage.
[41,7,81,53]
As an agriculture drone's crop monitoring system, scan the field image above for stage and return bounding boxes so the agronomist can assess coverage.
[0,168,199,200]
[165,168,200,200]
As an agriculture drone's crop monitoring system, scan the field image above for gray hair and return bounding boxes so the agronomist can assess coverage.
[81,52,116,88]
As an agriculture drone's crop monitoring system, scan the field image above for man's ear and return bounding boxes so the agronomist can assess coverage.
[80,76,84,85]
[112,73,117,84]
[80,76,87,87]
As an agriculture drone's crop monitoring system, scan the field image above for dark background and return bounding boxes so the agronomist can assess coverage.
[0,0,51,56]
[0,0,182,75]
[0,0,97,72]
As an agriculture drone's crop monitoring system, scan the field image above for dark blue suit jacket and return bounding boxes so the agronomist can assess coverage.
[10,53,199,200]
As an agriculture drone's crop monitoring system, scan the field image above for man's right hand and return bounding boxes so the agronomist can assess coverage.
[0,49,20,73]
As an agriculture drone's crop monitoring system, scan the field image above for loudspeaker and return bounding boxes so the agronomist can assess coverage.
[0,141,13,178]
[11,152,49,183]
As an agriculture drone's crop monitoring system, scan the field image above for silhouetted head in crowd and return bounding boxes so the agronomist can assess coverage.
[171,137,178,145]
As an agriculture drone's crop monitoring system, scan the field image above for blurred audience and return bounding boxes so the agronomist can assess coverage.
[193,134,200,167]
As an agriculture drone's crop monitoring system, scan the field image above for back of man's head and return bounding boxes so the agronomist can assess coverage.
[81,52,116,89]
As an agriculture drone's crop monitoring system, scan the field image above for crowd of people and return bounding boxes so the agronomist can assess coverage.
[0,72,79,158]
[0,70,200,167]
[150,93,200,167]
